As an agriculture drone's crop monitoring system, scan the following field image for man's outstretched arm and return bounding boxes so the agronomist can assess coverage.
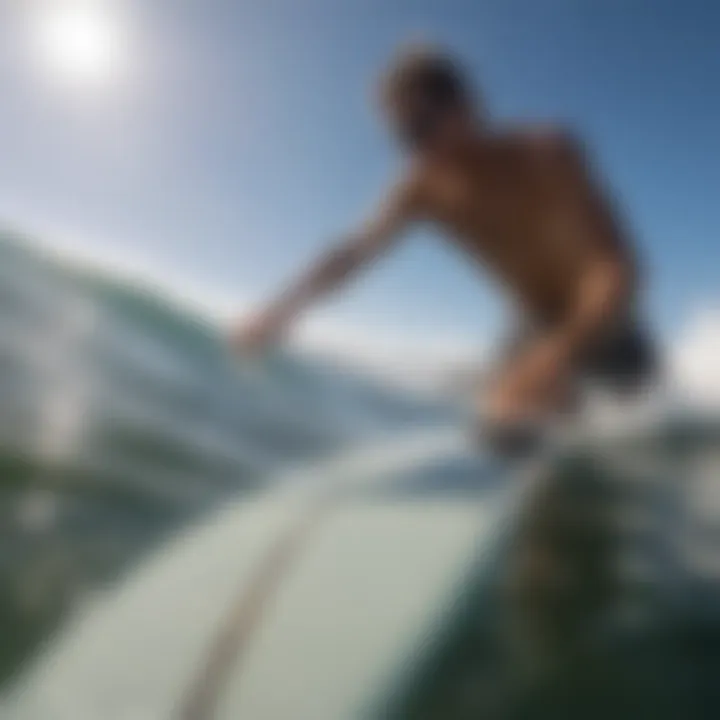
[233,180,419,351]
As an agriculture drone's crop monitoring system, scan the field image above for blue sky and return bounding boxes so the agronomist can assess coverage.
[0,0,717,354]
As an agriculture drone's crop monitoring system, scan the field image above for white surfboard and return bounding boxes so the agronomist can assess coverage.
[4,416,715,720]
[1,428,524,720]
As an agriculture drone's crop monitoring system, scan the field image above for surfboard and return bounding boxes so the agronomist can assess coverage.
[0,428,507,719]
[2,417,716,719]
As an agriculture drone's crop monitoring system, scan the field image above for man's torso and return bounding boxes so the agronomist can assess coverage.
[411,128,635,324]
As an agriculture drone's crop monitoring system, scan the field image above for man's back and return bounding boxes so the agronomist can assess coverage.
[413,127,637,323]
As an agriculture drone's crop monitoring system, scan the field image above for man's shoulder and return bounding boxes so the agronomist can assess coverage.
[495,123,584,159]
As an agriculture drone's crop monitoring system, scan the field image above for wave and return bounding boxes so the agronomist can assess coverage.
[0,229,456,685]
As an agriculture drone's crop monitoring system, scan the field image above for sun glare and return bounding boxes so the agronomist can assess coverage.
[35,2,125,87]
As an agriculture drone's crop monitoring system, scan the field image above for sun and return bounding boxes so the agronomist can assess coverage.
[34,2,125,87]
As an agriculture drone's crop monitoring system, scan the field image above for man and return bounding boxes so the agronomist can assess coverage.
[234,46,655,451]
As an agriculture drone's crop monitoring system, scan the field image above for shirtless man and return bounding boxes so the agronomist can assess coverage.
[235,46,655,451]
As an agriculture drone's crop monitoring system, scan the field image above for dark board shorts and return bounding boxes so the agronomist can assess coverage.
[497,314,658,396]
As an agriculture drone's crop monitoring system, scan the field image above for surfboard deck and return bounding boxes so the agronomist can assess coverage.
[3,417,717,719]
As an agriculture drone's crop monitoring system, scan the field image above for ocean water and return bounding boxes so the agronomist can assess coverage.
[3,230,720,713]
[0,232,456,686]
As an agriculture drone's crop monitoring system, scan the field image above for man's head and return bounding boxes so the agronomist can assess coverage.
[379,45,481,156]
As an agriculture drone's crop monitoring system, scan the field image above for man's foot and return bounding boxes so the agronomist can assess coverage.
[477,418,546,459]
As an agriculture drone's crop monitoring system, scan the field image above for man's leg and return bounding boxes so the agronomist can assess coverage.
[478,316,658,456]
[478,326,580,457]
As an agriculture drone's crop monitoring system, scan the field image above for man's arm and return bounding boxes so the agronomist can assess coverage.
[235,180,419,350]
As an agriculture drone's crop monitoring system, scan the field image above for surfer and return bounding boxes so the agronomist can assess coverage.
[234,45,656,450]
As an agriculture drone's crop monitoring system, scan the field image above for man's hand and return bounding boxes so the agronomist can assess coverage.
[230,309,288,355]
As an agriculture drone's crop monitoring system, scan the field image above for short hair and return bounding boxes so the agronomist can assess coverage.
[379,44,471,114]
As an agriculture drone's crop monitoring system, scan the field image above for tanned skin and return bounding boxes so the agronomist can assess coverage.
[234,97,637,426]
